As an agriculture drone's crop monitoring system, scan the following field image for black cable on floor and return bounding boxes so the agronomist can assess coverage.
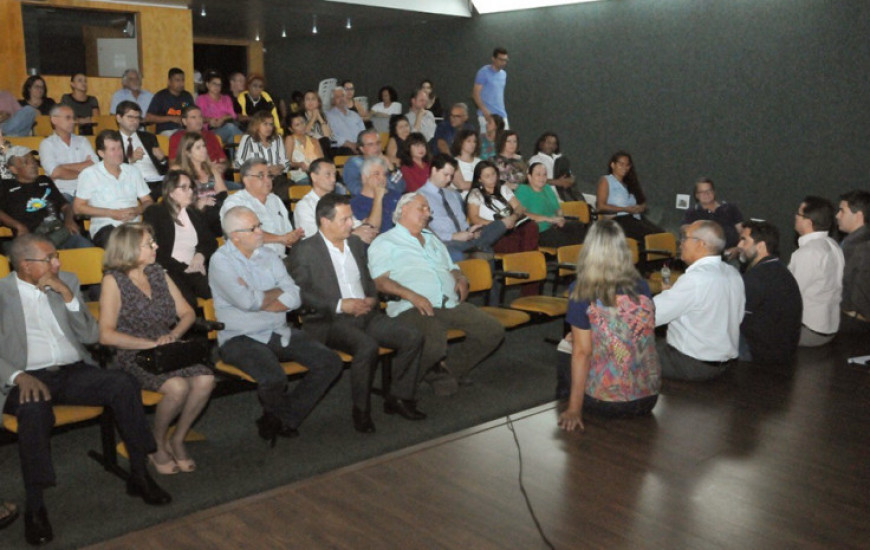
[505,414,556,550]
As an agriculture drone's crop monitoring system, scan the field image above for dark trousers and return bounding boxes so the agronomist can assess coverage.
[396,302,505,379]
[316,312,423,410]
[446,220,508,261]
[166,268,211,309]
[220,330,343,429]
[4,363,156,492]
[656,340,730,381]
[538,221,587,248]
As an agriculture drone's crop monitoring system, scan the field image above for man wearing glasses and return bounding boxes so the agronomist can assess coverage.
[220,157,304,269]
[0,234,171,545]
[209,205,342,442]
[115,100,168,200]
[653,220,745,381]
[432,103,472,156]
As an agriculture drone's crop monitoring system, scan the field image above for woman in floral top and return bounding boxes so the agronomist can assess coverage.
[558,220,661,431]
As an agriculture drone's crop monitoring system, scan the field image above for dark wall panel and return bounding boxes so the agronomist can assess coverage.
[266,0,870,253]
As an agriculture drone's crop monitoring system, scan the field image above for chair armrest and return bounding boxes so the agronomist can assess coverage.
[495,270,530,280]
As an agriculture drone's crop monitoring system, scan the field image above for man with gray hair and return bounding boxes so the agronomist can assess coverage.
[209,205,343,442]
[37,105,99,199]
[220,157,304,265]
[654,220,745,380]
[109,69,153,115]
[432,103,472,155]
[341,128,405,196]
[349,156,402,233]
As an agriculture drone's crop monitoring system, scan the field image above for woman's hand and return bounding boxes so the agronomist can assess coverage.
[558,409,584,432]
[185,253,207,275]
[154,333,178,346]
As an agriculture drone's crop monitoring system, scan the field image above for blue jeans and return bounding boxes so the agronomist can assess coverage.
[212,122,243,146]
[0,105,37,136]
[59,231,94,249]
[446,219,507,261]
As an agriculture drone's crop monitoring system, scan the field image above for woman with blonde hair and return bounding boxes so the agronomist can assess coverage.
[99,223,215,473]
[558,220,661,432]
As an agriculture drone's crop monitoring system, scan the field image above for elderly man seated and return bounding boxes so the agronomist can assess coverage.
[368,192,505,394]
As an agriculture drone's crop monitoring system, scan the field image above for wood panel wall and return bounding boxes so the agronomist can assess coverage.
[1,0,193,113]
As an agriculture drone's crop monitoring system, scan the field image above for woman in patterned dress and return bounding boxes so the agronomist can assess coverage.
[558,220,661,432]
[99,223,214,473]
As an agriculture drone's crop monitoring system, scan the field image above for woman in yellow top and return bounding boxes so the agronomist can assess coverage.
[284,111,323,185]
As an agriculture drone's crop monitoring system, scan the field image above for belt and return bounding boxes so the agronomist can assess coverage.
[668,344,734,367]
[843,310,870,323]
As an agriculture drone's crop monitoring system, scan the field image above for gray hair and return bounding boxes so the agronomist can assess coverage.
[393,192,423,225]
[451,102,469,115]
[356,128,380,148]
[361,156,388,180]
[240,157,267,178]
[691,220,726,254]
[121,69,140,85]
[8,234,53,271]
[221,206,258,237]
[49,104,71,117]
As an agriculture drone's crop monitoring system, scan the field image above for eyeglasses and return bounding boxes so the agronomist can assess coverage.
[23,253,59,264]
[249,173,274,181]
[233,223,263,233]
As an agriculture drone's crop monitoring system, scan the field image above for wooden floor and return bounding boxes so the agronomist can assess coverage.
[86,347,870,550]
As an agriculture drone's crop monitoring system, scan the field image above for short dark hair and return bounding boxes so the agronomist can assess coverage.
[70,72,85,82]
[379,85,398,103]
[493,47,508,58]
[356,128,380,148]
[341,79,354,88]
[839,190,870,224]
[96,129,122,152]
[496,130,520,156]
[534,132,559,154]
[315,193,350,227]
[308,157,333,179]
[168,67,185,79]
[744,220,780,256]
[801,196,835,232]
[115,100,142,117]
[181,104,202,118]
[430,153,457,172]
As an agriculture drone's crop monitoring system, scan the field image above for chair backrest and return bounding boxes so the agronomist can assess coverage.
[318,78,337,110]
[289,184,312,202]
[333,155,350,169]
[561,201,590,224]
[626,238,640,265]
[155,134,170,154]
[58,247,104,286]
[556,244,583,277]
[644,232,677,262]
[197,298,219,340]
[0,227,13,238]
[34,115,54,137]
[501,251,548,286]
[379,132,389,151]
[91,114,118,134]
[457,258,493,293]
[0,254,9,278]
[6,136,43,155]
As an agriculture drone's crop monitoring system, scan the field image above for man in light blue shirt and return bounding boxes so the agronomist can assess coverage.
[209,205,342,440]
[109,69,153,116]
[325,87,364,156]
[369,192,504,392]
[472,47,509,131]
[418,154,508,261]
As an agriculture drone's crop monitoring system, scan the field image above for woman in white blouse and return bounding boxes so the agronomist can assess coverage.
[450,129,481,195]
[466,160,538,254]
[370,85,402,134]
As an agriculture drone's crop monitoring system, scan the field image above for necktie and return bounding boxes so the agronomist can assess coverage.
[439,188,462,232]
[126,137,134,162]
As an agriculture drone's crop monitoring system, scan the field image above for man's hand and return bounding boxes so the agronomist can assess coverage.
[131,147,146,162]
[15,373,51,403]
[454,275,469,303]
[36,272,73,302]
[109,207,139,221]
[151,147,166,161]
[408,292,435,316]
[63,217,81,234]
[451,230,476,242]
[283,228,305,247]
[352,225,378,244]
[340,298,374,317]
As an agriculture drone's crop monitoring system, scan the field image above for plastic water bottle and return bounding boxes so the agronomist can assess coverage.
[661,265,671,286]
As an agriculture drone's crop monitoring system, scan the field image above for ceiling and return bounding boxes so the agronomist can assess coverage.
[188,0,462,42]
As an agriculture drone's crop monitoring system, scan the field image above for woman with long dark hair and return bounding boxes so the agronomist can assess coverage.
[399,132,431,193]
[20,75,56,115]
[595,151,663,241]
[466,160,538,254]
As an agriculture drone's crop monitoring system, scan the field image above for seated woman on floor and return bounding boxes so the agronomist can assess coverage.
[99,223,215,474]
[143,169,217,308]
[466,160,538,254]
[595,150,663,242]
[558,220,661,432]
[494,130,527,190]
[515,162,586,248]
[451,129,481,196]
[399,132,431,193]
[386,114,410,170]
[284,111,323,186]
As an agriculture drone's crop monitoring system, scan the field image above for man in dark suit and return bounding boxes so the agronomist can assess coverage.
[0,234,170,546]
[116,100,169,199]
[289,194,426,433]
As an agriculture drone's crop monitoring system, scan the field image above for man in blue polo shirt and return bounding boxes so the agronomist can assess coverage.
[472,47,509,131]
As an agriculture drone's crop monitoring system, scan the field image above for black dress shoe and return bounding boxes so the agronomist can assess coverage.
[127,473,172,506]
[257,413,299,447]
[424,363,458,396]
[384,398,427,420]
[24,507,52,546]
[352,407,376,433]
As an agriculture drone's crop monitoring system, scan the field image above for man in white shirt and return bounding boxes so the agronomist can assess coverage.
[654,220,745,380]
[289,194,425,433]
[405,88,436,143]
[73,130,153,247]
[293,158,377,243]
[0,234,170,546]
[115,101,168,199]
[788,196,844,346]
[37,105,99,199]
[220,157,304,265]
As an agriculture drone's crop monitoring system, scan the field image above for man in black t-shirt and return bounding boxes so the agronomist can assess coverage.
[146,68,194,135]
[0,152,92,249]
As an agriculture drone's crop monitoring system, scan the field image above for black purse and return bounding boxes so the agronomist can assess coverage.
[135,339,210,375]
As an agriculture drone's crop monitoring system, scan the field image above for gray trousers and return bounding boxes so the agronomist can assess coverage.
[656,340,730,381]
[397,302,505,379]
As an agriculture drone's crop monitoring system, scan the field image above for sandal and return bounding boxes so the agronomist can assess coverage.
[167,442,196,473]
[0,502,19,530]
[149,454,180,475]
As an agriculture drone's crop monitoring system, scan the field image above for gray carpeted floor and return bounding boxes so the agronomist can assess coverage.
[0,318,564,549]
